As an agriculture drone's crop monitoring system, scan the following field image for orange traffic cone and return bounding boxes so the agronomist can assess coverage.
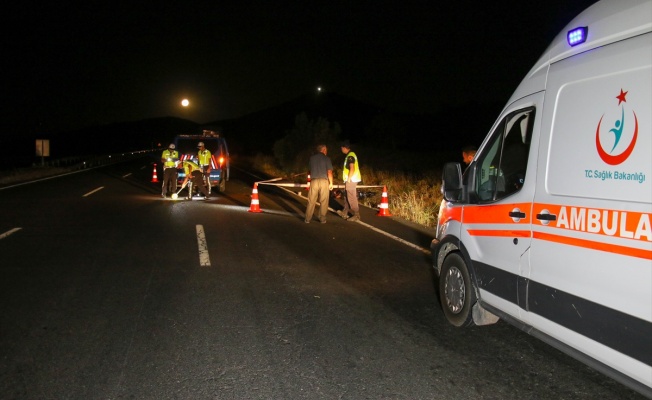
[377,186,392,216]
[151,164,159,183]
[248,183,263,213]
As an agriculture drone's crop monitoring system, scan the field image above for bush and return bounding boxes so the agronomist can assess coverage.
[272,113,341,172]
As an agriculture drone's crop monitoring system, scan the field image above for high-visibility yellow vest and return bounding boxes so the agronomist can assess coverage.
[181,160,201,175]
[162,149,179,168]
[342,151,361,183]
[198,149,212,167]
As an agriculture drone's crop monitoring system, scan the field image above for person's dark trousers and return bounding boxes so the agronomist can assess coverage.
[162,168,178,196]
[191,171,210,197]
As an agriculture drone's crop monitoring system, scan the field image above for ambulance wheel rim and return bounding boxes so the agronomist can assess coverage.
[444,266,465,314]
[438,252,475,327]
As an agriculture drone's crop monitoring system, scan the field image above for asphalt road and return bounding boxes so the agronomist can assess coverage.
[0,156,646,399]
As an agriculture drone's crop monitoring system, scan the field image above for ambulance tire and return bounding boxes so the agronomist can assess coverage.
[218,178,226,193]
[439,253,476,327]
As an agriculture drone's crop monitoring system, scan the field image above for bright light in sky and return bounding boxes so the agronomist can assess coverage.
[181,99,190,107]
[317,86,322,92]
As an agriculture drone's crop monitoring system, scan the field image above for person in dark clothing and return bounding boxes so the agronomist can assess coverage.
[305,144,333,223]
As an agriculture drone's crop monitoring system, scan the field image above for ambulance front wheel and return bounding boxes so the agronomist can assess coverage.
[439,253,476,327]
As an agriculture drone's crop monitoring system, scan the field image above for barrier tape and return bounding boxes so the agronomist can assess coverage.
[257,181,383,189]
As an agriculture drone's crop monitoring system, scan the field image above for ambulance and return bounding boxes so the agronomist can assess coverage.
[431,0,651,396]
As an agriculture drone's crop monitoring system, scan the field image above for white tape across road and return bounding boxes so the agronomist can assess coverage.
[257,181,384,190]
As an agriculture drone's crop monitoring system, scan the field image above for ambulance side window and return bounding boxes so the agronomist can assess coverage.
[475,108,534,202]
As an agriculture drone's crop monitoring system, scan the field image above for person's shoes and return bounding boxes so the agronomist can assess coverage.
[161,194,166,198]
[336,210,349,219]
[347,215,360,222]
[204,196,209,200]
[304,219,310,224]
[319,218,326,224]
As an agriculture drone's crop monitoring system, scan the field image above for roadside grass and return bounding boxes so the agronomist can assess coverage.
[250,146,449,229]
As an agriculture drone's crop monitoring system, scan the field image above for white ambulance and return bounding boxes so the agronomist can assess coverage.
[431,0,651,396]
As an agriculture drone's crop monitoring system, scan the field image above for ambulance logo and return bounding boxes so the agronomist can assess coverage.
[595,89,638,165]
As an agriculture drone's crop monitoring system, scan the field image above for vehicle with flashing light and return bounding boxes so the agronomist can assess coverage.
[431,0,651,396]
[174,130,230,193]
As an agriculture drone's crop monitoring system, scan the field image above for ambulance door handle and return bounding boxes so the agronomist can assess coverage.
[536,213,556,221]
[509,211,526,219]
[536,211,557,226]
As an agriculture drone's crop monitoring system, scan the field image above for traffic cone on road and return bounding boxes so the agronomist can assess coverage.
[151,164,159,183]
[248,183,263,213]
[377,186,392,217]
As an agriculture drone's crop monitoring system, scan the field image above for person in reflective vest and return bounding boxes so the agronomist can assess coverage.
[161,143,179,198]
[197,141,212,194]
[337,140,362,222]
[179,159,210,200]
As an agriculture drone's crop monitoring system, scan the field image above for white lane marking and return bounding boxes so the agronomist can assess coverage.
[355,220,431,255]
[122,173,132,178]
[196,225,211,267]
[0,227,22,240]
[83,186,105,197]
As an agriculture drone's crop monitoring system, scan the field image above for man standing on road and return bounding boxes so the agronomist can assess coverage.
[197,141,212,194]
[305,144,333,224]
[161,143,179,198]
[337,140,362,222]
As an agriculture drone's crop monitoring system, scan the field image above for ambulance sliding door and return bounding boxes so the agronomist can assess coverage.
[529,33,652,387]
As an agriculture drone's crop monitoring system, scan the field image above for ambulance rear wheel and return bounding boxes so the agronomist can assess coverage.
[439,253,476,327]
[219,178,226,193]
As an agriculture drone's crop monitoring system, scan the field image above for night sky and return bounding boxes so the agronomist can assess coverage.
[2,0,598,136]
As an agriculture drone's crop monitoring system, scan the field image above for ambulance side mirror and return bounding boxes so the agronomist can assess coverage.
[441,162,463,202]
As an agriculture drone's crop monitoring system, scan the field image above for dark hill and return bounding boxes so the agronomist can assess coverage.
[210,92,501,156]
[4,92,502,168]
[2,117,200,168]
[211,92,387,154]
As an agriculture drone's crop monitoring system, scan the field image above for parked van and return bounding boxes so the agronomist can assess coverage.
[174,130,230,193]
[432,0,651,396]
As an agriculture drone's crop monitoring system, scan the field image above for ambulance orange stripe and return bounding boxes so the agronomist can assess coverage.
[465,229,651,259]
[467,229,531,238]
[463,203,532,224]
[533,231,652,260]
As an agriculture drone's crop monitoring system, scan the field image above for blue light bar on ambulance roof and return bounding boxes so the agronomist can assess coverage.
[567,27,588,46]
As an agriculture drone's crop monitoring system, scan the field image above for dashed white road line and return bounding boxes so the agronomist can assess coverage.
[0,227,22,240]
[83,186,105,197]
[196,225,211,267]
